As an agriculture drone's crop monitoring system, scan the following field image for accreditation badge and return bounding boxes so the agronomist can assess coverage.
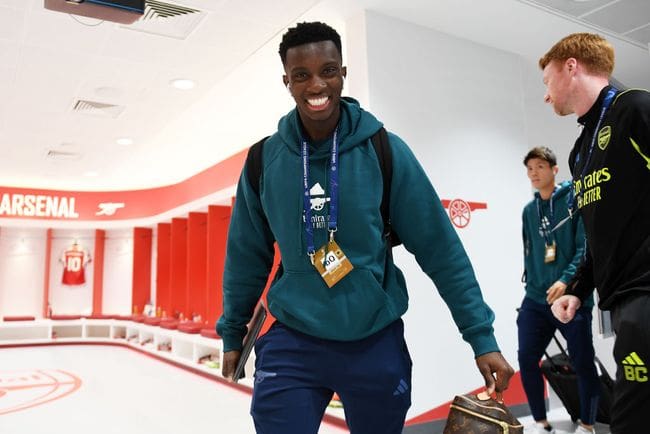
[313,240,354,288]
[544,242,556,264]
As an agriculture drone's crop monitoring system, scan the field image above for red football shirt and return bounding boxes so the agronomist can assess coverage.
[61,247,91,285]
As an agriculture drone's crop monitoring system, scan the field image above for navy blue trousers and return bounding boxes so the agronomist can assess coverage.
[517,297,600,424]
[250,319,412,434]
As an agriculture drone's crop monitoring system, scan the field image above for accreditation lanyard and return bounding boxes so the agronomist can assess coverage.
[553,87,617,233]
[536,188,558,245]
[569,87,618,214]
[301,128,339,263]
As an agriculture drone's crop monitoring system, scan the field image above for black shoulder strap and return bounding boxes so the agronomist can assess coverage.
[370,127,401,247]
[245,136,269,196]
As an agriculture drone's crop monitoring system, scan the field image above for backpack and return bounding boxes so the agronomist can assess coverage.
[245,127,401,247]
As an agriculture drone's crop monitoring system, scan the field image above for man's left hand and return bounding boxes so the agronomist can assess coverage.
[475,352,514,398]
[546,280,567,304]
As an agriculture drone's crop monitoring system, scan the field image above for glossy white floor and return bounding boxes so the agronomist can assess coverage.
[518,391,611,434]
[0,345,348,434]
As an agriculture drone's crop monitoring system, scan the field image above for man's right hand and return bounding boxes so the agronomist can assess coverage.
[222,350,242,382]
[551,295,582,323]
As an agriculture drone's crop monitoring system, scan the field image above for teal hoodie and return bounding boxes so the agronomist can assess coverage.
[522,181,593,306]
[217,98,499,356]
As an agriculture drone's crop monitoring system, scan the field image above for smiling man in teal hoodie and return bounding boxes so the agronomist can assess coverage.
[217,21,514,434]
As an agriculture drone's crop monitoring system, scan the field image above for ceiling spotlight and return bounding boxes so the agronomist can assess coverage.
[116,137,133,146]
[170,78,195,90]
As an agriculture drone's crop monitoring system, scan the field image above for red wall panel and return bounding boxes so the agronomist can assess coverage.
[206,205,231,327]
[170,217,188,318]
[156,223,171,316]
[92,229,105,315]
[260,244,281,334]
[42,228,53,318]
[187,212,207,322]
[132,227,153,316]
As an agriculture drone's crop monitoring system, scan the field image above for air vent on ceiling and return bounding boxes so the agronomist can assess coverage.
[72,99,125,118]
[122,0,207,39]
[46,149,82,161]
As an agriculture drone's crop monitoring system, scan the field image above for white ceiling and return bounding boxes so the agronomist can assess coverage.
[0,0,648,192]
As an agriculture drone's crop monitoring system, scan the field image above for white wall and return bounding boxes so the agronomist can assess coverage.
[0,228,46,318]
[519,58,579,182]
[355,10,616,416]
[49,229,95,315]
[102,229,133,315]
[0,227,146,318]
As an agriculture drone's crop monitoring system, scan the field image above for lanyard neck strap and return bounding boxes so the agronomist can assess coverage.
[570,87,617,213]
[536,191,556,245]
[301,128,339,261]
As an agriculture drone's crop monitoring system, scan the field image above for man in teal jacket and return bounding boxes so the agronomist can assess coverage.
[217,21,513,433]
[518,147,599,434]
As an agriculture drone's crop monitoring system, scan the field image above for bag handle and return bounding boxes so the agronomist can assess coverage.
[543,334,569,370]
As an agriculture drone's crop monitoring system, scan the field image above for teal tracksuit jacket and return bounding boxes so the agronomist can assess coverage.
[522,181,592,307]
[217,98,500,357]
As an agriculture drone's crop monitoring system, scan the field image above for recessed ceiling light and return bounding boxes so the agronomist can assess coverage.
[84,171,99,177]
[170,78,195,90]
[116,137,133,146]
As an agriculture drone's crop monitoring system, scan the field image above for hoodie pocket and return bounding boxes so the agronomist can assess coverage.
[268,268,391,340]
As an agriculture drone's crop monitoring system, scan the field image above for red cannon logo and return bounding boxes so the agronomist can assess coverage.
[441,199,488,229]
[0,370,82,415]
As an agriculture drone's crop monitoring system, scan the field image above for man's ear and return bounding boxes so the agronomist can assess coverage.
[565,58,578,74]
[282,75,289,88]
[342,66,347,80]
[553,165,559,176]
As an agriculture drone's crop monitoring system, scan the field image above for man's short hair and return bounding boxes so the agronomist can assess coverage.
[539,33,614,77]
[279,21,342,65]
[524,147,557,167]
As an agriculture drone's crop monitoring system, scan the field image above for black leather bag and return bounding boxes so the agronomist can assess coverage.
[443,393,523,433]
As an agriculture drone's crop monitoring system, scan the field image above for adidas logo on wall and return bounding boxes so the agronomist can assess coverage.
[621,352,648,383]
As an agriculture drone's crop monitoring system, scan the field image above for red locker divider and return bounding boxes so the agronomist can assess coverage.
[156,223,171,317]
[170,218,188,318]
[92,229,105,315]
[206,205,231,327]
[187,212,207,323]
[42,228,53,318]
[132,227,153,316]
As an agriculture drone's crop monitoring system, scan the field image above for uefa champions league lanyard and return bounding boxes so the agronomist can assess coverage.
[301,127,340,265]
[536,185,558,246]
[552,87,617,233]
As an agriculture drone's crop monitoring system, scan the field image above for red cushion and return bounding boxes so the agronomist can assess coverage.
[50,314,82,320]
[177,322,203,334]
[160,320,179,330]
[85,314,115,319]
[200,329,220,339]
[143,317,161,326]
[131,315,147,323]
[3,316,36,321]
[113,315,133,321]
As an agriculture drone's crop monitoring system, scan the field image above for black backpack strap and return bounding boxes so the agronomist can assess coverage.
[370,127,401,247]
[245,136,269,197]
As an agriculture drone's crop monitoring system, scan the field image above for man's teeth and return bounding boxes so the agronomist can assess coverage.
[308,96,328,106]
